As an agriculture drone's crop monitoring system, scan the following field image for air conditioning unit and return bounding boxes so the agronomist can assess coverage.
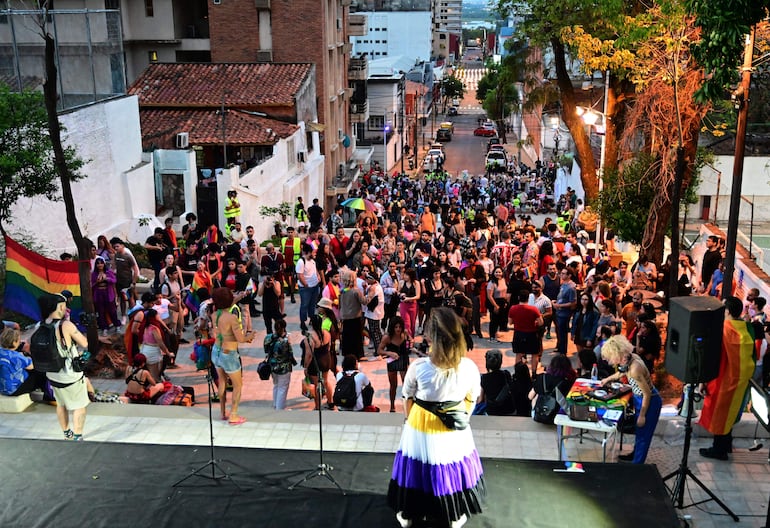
[175,132,189,149]
[297,151,306,163]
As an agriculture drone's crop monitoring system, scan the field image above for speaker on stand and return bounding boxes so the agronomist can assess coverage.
[662,296,738,521]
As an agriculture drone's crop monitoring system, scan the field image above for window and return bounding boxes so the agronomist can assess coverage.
[104,0,119,7]
[287,138,296,167]
[144,0,153,17]
[368,115,385,131]
[0,0,8,24]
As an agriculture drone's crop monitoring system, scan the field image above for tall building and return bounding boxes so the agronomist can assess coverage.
[349,0,431,61]
[207,0,363,204]
[432,0,461,62]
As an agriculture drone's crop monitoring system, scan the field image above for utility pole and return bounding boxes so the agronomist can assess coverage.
[220,92,227,167]
[722,27,755,299]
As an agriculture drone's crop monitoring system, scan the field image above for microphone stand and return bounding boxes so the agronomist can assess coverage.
[288,339,345,494]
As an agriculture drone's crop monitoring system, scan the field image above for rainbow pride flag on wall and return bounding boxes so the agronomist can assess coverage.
[3,235,82,322]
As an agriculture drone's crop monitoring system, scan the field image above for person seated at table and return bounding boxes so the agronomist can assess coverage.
[600,334,662,464]
[528,354,576,422]
[334,355,374,411]
[124,353,166,404]
[0,327,55,402]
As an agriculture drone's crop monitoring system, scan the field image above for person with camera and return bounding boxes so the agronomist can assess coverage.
[258,271,283,335]
[39,293,90,441]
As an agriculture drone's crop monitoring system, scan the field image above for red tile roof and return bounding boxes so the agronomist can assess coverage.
[128,63,313,107]
[139,109,298,149]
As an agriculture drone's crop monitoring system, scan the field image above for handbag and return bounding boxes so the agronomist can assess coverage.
[257,360,271,380]
[533,376,560,424]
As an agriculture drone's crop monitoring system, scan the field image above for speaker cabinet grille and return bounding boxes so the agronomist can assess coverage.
[665,296,724,383]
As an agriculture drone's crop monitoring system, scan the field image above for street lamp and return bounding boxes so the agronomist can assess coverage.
[383,123,391,173]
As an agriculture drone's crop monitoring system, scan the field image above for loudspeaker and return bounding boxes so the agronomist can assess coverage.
[665,296,724,383]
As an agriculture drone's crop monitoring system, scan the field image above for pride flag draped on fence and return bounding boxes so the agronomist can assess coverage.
[3,235,82,322]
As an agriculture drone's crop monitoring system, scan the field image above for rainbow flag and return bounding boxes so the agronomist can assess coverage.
[699,319,756,436]
[3,235,82,322]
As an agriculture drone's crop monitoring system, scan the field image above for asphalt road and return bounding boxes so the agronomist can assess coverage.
[419,61,495,180]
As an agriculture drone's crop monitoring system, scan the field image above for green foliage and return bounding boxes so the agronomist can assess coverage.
[0,84,59,225]
[124,241,150,269]
[686,0,769,102]
[442,76,466,100]
[0,83,85,228]
[259,201,292,220]
[597,154,659,246]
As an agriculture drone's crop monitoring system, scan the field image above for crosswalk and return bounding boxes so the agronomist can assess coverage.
[454,66,487,92]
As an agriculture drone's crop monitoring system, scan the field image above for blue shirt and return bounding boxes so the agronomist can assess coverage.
[0,347,31,396]
[555,282,577,316]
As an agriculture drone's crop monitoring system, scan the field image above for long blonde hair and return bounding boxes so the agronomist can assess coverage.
[425,307,466,369]
[602,334,633,364]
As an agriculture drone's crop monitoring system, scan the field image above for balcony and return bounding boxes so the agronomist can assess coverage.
[348,14,367,36]
[350,101,368,124]
[348,57,368,80]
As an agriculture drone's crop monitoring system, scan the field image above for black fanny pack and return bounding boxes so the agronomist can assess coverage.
[48,375,84,389]
[414,398,469,430]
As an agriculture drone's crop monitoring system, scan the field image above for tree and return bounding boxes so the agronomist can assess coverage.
[687,0,770,102]
[0,84,61,228]
[35,8,96,351]
[441,76,465,109]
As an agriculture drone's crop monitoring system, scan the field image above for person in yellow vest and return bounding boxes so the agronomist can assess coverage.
[294,197,308,233]
[224,190,241,222]
[281,226,302,304]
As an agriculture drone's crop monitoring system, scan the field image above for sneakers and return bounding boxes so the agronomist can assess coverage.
[63,429,74,440]
[300,321,308,332]
[545,331,552,340]
[451,514,468,528]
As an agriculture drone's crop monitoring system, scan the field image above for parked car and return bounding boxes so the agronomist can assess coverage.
[447,107,458,116]
[487,137,501,151]
[474,127,497,137]
[437,128,451,142]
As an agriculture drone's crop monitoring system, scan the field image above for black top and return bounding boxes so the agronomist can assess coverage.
[481,370,515,415]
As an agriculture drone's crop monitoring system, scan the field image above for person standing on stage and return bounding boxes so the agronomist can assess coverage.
[388,308,485,528]
[601,335,662,464]
[698,296,756,460]
[39,294,90,441]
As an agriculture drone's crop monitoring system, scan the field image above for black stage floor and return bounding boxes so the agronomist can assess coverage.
[0,438,679,528]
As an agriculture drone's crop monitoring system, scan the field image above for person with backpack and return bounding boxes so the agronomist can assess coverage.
[334,354,373,411]
[264,319,295,410]
[34,293,90,441]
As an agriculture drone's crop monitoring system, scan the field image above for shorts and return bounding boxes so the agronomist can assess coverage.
[212,344,242,374]
[512,330,540,356]
[50,376,90,410]
[141,344,163,365]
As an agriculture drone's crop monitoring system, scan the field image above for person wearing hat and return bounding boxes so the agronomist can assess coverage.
[364,273,385,358]
[39,293,90,441]
[317,296,340,364]
[110,237,140,323]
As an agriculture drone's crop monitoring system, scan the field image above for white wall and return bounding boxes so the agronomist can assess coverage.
[352,12,432,62]
[7,95,155,255]
[688,155,770,223]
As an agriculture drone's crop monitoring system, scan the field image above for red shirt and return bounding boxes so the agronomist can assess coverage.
[329,236,349,260]
[508,303,541,332]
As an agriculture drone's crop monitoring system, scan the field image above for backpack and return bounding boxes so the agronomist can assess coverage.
[333,371,358,408]
[30,321,66,373]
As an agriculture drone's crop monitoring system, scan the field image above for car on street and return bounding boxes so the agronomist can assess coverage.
[437,128,451,142]
[447,107,458,116]
[487,137,501,151]
[485,150,507,172]
[423,147,445,172]
[474,127,497,137]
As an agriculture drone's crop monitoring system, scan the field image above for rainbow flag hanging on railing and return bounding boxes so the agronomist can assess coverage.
[3,235,82,322]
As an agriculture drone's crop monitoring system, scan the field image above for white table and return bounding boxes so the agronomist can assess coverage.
[554,414,618,463]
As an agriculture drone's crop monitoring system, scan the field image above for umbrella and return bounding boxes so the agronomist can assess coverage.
[341,197,376,212]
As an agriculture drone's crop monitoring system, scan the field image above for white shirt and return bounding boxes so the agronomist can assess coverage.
[295,257,319,288]
[402,357,480,403]
[364,283,385,320]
